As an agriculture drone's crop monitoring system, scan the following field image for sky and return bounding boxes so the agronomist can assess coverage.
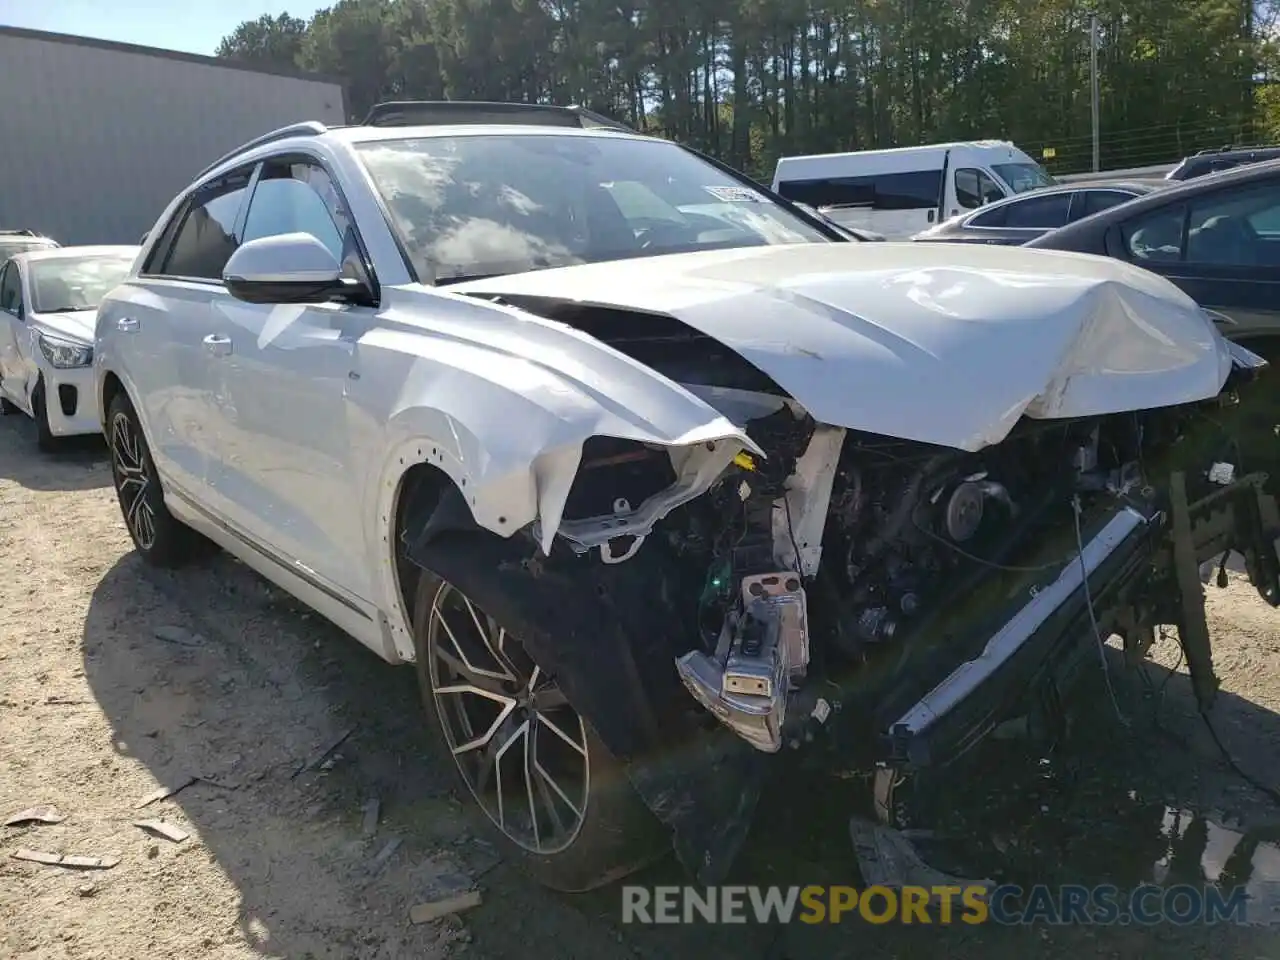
[0,0,323,56]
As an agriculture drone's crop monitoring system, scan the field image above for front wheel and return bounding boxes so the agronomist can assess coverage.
[412,564,662,892]
[30,379,59,453]
[106,393,211,567]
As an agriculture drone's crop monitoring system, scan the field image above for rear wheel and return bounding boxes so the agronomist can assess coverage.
[412,563,662,892]
[107,393,211,567]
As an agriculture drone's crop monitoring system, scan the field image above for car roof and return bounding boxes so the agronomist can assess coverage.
[956,178,1158,218]
[13,244,138,265]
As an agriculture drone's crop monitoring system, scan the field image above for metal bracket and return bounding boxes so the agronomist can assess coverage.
[1169,471,1219,711]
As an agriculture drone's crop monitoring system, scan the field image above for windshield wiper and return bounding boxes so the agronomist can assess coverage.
[434,273,512,286]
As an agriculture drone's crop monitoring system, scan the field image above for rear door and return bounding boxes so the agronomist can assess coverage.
[1113,174,1280,342]
[101,166,255,499]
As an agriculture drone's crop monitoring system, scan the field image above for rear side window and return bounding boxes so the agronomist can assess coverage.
[1076,190,1135,219]
[1001,193,1072,229]
[149,169,252,280]
[777,169,942,210]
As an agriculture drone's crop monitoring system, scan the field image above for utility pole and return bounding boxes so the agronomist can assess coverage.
[1089,11,1100,172]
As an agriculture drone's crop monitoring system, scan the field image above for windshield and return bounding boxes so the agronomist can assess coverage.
[355,133,831,283]
[0,240,54,260]
[991,162,1056,194]
[30,254,134,313]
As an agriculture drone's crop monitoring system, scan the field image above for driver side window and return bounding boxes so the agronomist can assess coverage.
[954,168,1004,210]
[241,159,369,283]
[0,263,23,316]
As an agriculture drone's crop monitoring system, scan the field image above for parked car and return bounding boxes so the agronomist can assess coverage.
[0,245,137,449]
[912,180,1164,245]
[93,102,1280,894]
[1166,145,1280,182]
[0,228,58,260]
[1028,158,1280,342]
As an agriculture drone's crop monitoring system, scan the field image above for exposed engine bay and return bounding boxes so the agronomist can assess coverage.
[540,329,1280,764]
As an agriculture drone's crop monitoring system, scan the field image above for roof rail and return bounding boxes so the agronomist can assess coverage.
[361,100,635,133]
[195,120,330,181]
[0,228,38,237]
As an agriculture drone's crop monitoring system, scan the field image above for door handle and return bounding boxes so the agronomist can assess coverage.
[116,317,138,333]
[202,334,233,357]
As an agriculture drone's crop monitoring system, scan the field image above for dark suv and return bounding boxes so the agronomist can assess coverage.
[1028,158,1280,344]
[1166,145,1280,182]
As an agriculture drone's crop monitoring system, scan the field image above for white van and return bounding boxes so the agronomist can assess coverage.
[771,141,1055,240]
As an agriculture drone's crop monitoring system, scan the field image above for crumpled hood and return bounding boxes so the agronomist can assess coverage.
[31,310,95,344]
[451,242,1234,451]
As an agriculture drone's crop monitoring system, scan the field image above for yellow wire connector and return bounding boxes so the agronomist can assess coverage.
[733,451,758,471]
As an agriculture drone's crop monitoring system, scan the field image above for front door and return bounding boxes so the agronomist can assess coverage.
[0,261,24,405]
[1116,174,1280,344]
[206,156,376,604]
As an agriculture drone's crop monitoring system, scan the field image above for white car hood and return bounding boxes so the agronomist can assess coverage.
[451,242,1233,451]
[31,310,95,344]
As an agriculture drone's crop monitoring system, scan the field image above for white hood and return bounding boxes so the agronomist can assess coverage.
[31,310,95,344]
[451,242,1233,451]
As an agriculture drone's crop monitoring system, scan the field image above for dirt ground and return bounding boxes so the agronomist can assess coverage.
[4,411,1280,959]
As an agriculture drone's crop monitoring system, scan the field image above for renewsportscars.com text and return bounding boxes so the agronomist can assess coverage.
[621,884,1250,926]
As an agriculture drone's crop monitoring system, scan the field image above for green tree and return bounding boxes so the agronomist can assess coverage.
[214,12,307,70]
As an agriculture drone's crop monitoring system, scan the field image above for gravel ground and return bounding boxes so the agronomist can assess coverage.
[3,410,1280,959]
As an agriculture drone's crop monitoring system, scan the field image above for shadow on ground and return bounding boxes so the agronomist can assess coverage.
[0,414,110,491]
[82,547,1280,959]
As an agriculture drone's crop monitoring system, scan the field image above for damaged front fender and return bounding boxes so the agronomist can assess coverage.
[364,295,762,557]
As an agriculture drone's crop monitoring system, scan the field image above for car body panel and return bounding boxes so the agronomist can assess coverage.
[1029,160,1280,342]
[450,241,1232,451]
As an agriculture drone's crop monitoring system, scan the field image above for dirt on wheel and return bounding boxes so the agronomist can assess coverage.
[3,412,1280,959]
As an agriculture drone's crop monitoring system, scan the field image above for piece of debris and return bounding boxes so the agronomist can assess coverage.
[409,889,483,925]
[12,849,120,870]
[4,804,66,827]
[135,776,197,809]
[368,837,402,876]
[407,890,481,926]
[154,625,204,647]
[77,883,97,898]
[849,817,991,900]
[292,726,355,778]
[361,798,381,838]
[132,820,190,844]
[195,775,240,792]
[44,695,88,706]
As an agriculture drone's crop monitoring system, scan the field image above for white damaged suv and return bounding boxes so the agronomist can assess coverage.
[94,101,1280,892]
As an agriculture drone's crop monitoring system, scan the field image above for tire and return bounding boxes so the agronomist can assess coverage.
[30,379,59,453]
[411,560,663,892]
[106,392,211,567]
[0,392,17,415]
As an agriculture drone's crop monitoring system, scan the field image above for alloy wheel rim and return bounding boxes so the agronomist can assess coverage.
[427,582,590,854]
[111,412,157,551]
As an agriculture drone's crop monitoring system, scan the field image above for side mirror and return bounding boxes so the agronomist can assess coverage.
[223,233,344,305]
